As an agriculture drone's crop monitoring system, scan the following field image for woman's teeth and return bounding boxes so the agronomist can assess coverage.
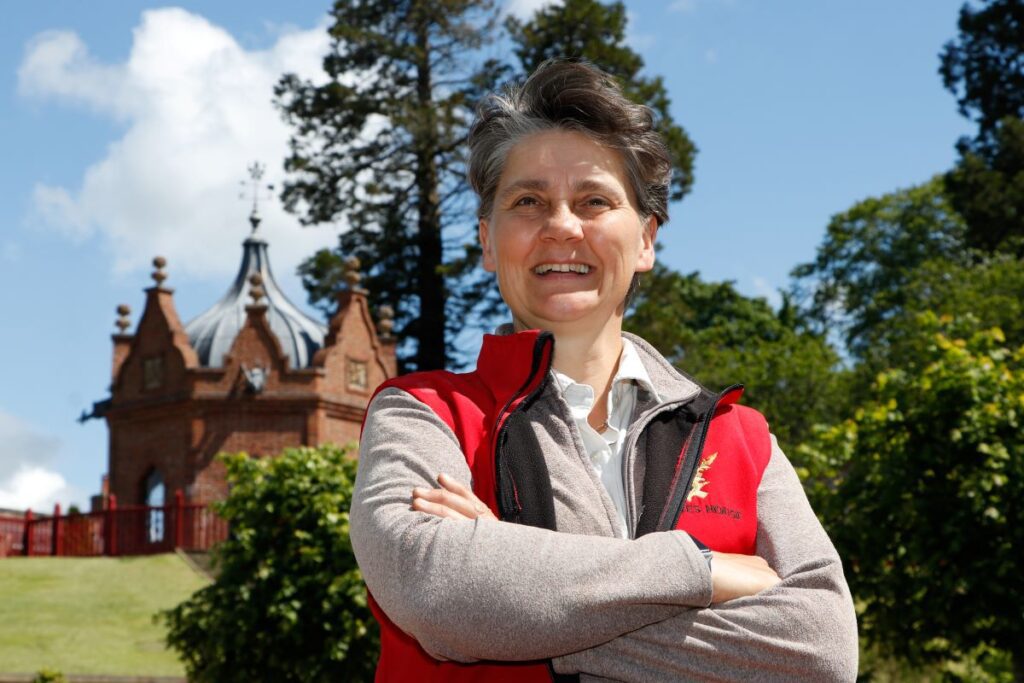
[534,263,591,275]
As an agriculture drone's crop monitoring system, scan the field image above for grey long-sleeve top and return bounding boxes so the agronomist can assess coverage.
[350,345,858,681]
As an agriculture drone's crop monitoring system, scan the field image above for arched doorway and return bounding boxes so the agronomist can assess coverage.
[142,468,165,544]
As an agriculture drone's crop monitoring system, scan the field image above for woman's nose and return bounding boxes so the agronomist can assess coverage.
[541,202,584,241]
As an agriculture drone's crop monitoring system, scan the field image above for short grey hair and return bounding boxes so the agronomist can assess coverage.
[468,59,672,226]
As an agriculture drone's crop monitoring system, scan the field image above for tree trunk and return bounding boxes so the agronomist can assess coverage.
[413,11,447,371]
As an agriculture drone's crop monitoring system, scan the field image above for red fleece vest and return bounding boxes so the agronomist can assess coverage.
[361,331,772,682]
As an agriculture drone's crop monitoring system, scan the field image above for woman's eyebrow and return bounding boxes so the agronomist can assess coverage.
[498,178,548,201]
[573,178,622,196]
[499,178,623,200]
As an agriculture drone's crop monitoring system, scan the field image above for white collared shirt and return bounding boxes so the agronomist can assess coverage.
[552,339,661,538]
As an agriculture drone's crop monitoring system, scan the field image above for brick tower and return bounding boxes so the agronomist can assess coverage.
[89,208,397,506]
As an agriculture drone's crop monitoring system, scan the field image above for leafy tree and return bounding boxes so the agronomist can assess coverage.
[799,315,1024,680]
[939,0,1024,146]
[626,264,844,449]
[945,115,1024,254]
[940,0,1024,254]
[162,445,378,682]
[790,177,968,356]
[835,251,1024,412]
[506,0,697,202]
[275,1,506,371]
[872,252,1024,370]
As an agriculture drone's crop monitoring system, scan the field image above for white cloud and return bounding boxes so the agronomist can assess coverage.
[18,8,337,281]
[32,184,92,241]
[17,30,133,119]
[504,0,561,19]
[0,466,75,511]
[0,411,59,482]
[0,411,80,511]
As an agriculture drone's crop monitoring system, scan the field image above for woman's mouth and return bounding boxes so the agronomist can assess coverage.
[533,263,592,275]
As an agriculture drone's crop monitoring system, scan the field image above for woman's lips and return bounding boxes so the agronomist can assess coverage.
[532,262,593,275]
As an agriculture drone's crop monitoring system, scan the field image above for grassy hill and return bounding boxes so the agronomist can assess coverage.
[0,554,208,677]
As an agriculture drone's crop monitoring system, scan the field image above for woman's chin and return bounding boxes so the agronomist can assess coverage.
[520,297,617,331]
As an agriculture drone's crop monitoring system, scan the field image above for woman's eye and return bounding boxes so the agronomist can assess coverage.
[514,196,539,207]
[584,197,610,207]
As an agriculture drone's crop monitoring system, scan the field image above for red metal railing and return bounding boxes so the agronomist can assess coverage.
[0,490,228,558]
[0,513,25,556]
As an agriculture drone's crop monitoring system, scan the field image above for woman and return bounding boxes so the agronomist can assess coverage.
[351,60,858,682]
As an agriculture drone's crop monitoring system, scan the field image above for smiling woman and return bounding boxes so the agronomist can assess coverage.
[479,129,657,345]
[350,60,858,682]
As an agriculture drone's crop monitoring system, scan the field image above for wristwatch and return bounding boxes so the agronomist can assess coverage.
[691,536,713,572]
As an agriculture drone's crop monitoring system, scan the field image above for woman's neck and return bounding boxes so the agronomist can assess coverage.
[513,314,624,386]
[551,328,622,389]
[515,316,624,430]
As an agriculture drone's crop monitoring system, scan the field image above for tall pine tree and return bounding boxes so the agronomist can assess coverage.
[275,1,506,371]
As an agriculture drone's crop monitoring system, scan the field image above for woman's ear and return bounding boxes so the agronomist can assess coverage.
[479,218,496,272]
[636,215,658,272]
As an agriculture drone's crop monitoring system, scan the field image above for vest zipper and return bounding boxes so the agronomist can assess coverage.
[491,332,555,520]
[658,384,743,533]
[620,393,700,538]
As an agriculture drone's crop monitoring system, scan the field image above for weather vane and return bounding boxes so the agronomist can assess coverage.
[240,161,275,234]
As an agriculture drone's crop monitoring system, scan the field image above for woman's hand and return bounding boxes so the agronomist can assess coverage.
[412,473,498,521]
[709,552,781,603]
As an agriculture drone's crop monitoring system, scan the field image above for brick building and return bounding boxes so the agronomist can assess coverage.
[88,210,396,508]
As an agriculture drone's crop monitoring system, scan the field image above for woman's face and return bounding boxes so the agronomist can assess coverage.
[479,129,657,335]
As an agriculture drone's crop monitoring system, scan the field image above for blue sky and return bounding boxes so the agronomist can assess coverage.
[0,0,971,510]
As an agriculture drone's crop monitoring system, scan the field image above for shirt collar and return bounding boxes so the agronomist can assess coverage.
[492,323,690,403]
[550,338,662,404]
[616,338,661,403]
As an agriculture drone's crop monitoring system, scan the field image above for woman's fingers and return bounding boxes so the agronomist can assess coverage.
[411,493,470,520]
[411,476,497,520]
[436,472,473,497]
[437,473,496,519]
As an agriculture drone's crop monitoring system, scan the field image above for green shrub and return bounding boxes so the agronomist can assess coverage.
[162,444,378,682]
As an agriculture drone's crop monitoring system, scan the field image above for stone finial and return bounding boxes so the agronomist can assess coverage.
[343,256,363,290]
[377,304,395,341]
[248,273,265,305]
[152,256,168,286]
[115,304,132,334]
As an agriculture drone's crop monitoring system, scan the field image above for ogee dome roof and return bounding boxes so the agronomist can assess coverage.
[185,216,326,369]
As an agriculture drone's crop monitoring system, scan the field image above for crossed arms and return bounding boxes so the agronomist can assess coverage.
[350,388,859,681]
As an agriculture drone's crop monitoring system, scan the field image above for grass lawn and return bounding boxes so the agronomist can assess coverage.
[0,553,208,676]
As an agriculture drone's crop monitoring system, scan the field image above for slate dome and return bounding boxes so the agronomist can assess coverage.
[184,215,327,368]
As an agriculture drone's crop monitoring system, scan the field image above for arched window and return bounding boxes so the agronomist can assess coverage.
[143,468,165,543]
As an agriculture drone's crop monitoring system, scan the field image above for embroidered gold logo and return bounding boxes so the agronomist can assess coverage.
[687,452,718,502]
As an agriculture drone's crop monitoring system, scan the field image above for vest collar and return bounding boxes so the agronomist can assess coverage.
[475,328,554,402]
[480,324,703,406]
[622,332,703,404]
